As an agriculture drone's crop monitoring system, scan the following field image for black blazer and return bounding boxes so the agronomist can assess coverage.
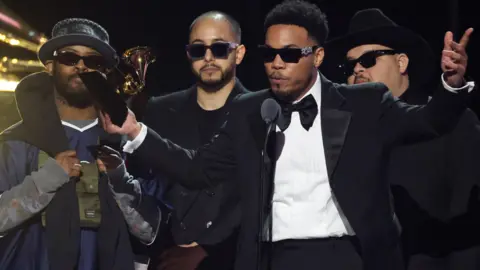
[387,87,480,259]
[138,80,249,246]
[132,74,469,270]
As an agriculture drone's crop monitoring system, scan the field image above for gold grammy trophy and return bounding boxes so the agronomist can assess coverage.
[116,46,156,95]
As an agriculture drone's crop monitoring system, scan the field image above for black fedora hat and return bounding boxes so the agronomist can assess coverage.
[38,18,119,68]
[324,8,435,87]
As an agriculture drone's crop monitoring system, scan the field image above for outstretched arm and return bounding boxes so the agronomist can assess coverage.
[381,28,475,145]
[100,107,237,190]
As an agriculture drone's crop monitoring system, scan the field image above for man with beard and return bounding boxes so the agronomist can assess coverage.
[0,18,160,270]
[128,11,249,270]
[324,9,480,270]
[104,1,474,269]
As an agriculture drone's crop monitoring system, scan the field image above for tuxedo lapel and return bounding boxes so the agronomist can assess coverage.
[320,75,352,179]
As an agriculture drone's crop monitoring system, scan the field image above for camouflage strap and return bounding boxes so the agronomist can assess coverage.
[38,150,102,228]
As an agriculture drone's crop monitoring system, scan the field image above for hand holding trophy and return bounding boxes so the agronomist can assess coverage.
[80,46,156,127]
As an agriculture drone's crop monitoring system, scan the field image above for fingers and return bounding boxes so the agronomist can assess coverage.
[103,112,112,125]
[444,31,453,50]
[70,161,82,177]
[442,49,465,64]
[451,42,467,56]
[65,151,78,158]
[71,158,81,169]
[96,159,107,172]
[442,59,465,74]
[444,28,473,55]
[96,159,105,166]
[459,27,474,48]
[98,111,114,127]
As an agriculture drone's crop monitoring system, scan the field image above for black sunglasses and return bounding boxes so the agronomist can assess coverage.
[186,42,238,59]
[258,45,318,63]
[53,51,107,71]
[341,50,397,77]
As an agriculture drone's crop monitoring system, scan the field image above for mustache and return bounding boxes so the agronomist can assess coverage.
[68,74,82,82]
[200,64,221,71]
[353,76,369,84]
[268,71,288,80]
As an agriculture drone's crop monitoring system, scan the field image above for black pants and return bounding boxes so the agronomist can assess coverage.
[270,237,363,270]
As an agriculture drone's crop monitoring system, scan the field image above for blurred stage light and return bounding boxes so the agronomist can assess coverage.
[0,11,21,29]
[0,79,18,92]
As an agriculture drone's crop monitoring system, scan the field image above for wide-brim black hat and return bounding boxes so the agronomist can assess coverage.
[324,8,436,87]
[38,18,119,68]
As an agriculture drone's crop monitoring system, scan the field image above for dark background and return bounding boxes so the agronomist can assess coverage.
[2,0,478,96]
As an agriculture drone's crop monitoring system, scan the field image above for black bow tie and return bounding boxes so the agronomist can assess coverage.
[279,94,318,131]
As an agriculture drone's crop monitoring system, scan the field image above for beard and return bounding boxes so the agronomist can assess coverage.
[270,71,314,103]
[192,63,234,93]
[53,70,93,109]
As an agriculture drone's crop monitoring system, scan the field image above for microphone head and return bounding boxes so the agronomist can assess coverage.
[261,98,281,124]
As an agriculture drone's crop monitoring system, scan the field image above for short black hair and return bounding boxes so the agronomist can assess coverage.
[264,0,329,46]
[190,11,242,43]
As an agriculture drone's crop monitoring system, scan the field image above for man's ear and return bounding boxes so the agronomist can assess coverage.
[44,60,53,75]
[235,44,246,65]
[397,53,409,75]
[314,47,325,68]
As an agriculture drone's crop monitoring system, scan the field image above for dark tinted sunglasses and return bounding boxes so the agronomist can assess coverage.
[341,50,397,77]
[186,42,238,59]
[53,51,107,71]
[258,45,318,63]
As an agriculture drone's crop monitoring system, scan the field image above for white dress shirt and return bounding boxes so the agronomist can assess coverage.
[271,72,352,241]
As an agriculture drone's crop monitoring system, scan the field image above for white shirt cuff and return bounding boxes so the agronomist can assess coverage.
[441,73,476,93]
[122,123,148,154]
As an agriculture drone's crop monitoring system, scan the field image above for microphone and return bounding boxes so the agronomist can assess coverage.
[261,98,285,128]
[258,98,282,269]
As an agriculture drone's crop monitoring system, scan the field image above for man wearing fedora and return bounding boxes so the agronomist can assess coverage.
[0,18,160,270]
[324,9,480,270]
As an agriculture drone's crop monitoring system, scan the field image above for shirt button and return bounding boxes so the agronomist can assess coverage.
[180,222,187,230]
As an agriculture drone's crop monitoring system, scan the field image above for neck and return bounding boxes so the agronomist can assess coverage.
[294,70,318,102]
[55,95,97,121]
[391,77,410,98]
[196,79,236,111]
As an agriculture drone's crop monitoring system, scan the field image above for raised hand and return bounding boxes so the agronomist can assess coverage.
[99,109,142,140]
[441,28,474,88]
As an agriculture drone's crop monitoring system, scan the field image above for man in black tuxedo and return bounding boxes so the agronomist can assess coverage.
[324,9,480,270]
[102,1,475,269]
[130,11,249,270]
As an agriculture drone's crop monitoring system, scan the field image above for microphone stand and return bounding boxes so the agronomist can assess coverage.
[257,122,275,270]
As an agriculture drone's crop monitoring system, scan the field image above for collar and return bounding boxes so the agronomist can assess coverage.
[294,71,321,109]
[61,118,99,132]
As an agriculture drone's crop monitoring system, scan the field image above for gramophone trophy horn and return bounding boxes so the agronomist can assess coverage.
[120,46,156,95]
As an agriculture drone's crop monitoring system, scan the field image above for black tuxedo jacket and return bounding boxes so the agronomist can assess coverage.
[132,74,469,270]
[139,80,248,246]
[387,87,480,259]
